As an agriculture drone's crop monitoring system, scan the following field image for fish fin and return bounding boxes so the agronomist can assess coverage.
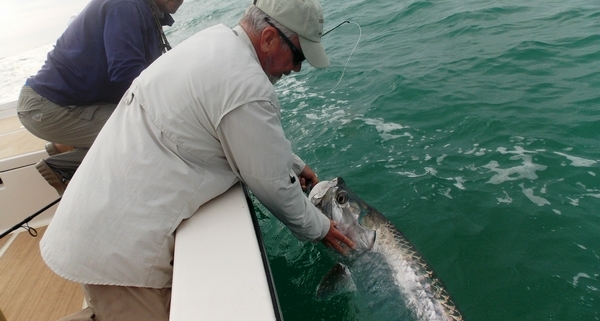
[315,263,356,300]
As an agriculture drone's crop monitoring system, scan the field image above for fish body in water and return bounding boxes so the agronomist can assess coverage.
[309,177,463,321]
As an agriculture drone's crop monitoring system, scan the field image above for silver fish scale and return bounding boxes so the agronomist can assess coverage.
[369,219,463,321]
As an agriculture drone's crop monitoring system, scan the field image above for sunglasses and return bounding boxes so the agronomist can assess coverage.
[264,17,306,65]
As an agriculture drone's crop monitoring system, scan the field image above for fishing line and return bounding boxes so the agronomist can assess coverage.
[317,21,362,94]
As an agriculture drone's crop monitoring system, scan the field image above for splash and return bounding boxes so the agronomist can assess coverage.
[483,147,547,185]
[572,273,592,288]
[497,190,513,204]
[396,167,437,178]
[363,118,410,142]
[519,183,551,206]
[554,152,597,167]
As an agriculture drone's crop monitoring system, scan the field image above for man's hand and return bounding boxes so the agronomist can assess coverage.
[321,221,355,255]
[299,165,319,192]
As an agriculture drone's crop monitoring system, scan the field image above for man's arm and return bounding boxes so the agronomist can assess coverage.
[104,2,160,91]
[216,101,330,242]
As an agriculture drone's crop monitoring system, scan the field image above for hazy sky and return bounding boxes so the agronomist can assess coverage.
[1,0,90,57]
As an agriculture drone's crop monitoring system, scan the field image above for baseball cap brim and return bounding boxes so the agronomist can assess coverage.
[299,36,329,68]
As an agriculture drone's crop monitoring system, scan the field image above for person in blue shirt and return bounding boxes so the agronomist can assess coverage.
[17,0,183,196]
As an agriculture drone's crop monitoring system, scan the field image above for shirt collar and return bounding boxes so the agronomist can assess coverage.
[232,25,259,64]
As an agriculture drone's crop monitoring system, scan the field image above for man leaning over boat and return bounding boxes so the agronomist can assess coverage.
[39,0,354,319]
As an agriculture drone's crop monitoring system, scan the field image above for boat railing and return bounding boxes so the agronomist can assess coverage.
[170,183,283,320]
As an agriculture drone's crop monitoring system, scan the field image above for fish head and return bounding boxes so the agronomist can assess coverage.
[309,177,376,255]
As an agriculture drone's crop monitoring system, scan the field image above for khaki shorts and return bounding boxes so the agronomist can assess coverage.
[58,284,171,321]
[17,85,117,148]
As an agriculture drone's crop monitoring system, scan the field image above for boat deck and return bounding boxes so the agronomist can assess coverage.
[0,113,44,160]
[0,108,81,320]
[0,227,84,320]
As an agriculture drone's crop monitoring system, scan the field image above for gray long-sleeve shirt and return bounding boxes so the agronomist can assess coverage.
[40,24,330,288]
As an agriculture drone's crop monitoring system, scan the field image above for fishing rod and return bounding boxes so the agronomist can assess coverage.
[323,20,350,37]
[0,197,61,239]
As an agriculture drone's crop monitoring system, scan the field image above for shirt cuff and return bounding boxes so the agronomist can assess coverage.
[291,153,306,176]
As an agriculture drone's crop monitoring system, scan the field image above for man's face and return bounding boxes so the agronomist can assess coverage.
[154,0,184,14]
[263,35,303,84]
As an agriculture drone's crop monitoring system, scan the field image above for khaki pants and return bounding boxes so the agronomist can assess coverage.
[17,85,117,173]
[58,284,171,321]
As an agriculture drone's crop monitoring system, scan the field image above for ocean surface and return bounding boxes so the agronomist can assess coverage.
[2,0,599,320]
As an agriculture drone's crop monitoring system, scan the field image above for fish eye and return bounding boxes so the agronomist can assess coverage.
[336,192,348,204]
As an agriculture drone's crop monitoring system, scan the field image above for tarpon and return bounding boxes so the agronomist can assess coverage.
[309,177,463,321]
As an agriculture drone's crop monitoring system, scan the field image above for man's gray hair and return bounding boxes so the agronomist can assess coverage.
[239,5,296,41]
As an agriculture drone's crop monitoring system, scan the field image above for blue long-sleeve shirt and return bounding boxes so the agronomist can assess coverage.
[27,0,174,106]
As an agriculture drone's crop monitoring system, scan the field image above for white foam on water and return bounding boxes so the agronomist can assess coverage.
[497,190,513,204]
[425,167,437,176]
[396,167,437,178]
[440,188,453,199]
[463,144,479,155]
[436,154,447,165]
[497,146,545,156]
[452,177,466,190]
[475,148,488,156]
[567,197,580,207]
[483,147,547,185]
[396,171,421,178]
[509,136,525,143]
[279,78,356,128]
[519,183,551,206]
[340,144,352,152]
[553,152,598,167]
[484,159,547,184]
[463,164,478,172]
[552,209,561,215]
[572,273,591,288]
[362,117,410,142]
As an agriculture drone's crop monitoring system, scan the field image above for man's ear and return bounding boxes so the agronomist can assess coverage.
[260,26,279,54]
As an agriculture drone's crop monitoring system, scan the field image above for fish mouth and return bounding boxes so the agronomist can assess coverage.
[309,178,376,256]
[308,179,337,205]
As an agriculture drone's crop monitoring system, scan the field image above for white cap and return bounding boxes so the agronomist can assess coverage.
[255,0,330,68]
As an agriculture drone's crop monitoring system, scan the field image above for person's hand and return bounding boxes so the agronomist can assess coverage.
[321,221,355,255]
[299,165,319,192]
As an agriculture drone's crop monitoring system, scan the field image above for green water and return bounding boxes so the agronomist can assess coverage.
[243,0,600,320]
